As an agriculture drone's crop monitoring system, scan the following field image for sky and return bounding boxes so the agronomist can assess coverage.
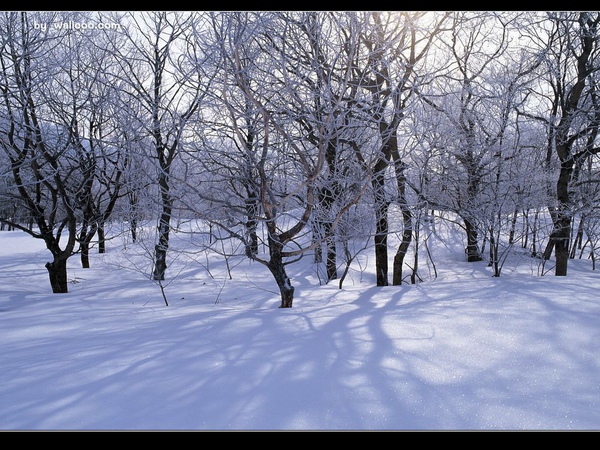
[1,223,599,431]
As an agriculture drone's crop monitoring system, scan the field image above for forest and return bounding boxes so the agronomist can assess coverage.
[1,11,600,308]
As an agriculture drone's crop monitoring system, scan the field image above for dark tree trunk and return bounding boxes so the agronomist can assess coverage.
[542,205,560,261]
[153,171,173,281]
[78,221,90,269]
[247,226,259,258]
[325,226,337,282]
[372,163,389,286]
[128,191,139,243]
[98,222,106,254]
[312,219,337,283]
[392,237,409,285]
[81,241,90,269]
[79,220,99,269]
[525,212,532,251]
[489,229,501,277]
[543,233,556,261]
[130,218,138,243]
[242,120,259,258]
[464,217,482,262]
[374,202,389,286]
[244,191,259,257]
[153,222,170,281]
[410,214,423,285]
[554,216,571,276]
[392,159,412,286]
[322,142,339,283]
[267,236,295,308]
[570,216,583,259]
[392,214,412,285]
[508,210,518,245]
[270,261,295,308]
[45,258,69,293]
[554,147,574,276]
[314,178,338,283]
[313,236,323,263]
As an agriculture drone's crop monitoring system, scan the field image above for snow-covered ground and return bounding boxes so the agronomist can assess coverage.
[1,221,599,430]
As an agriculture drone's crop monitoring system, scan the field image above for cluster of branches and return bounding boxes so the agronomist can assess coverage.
[1,11,600,308]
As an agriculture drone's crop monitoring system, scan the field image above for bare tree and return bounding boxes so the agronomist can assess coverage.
[351,11,451,285]
[180,12,367,307]
[265,12,372,283]
[522,12,600,276]
[0,12,80,292]
[105,12,204,281]
[44,12,128,268]
[415,12,535,268]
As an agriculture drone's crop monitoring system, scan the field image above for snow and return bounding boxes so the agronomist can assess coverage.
[1,225,599,430]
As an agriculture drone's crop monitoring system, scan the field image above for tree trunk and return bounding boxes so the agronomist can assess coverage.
[270,262,295,308]
[392,159,412,286]
[267,237,295,308]
[244,193,259,257]
[153,233,169,281]
[79,222,98,269]
[464,217,482,262]
[374,204,389,286]
[267,230,294,308]
[392,218,412,285]
[521,208,530,250]
[313,182,338,282]
[554,216,570,276]
[130,218,138,243]
[153,215,171,281]
[489,229,501,277]
[372,154,389,286]
[81,241,90,269]
[410,212,423,285]
[313,237,323,263]
[554,147,574,276]
[324,222,337,282]
[153,172,173,281]
[543,206,560,260]
[128,190,139,243]
[45,258,69,293]
[98,222,106,254]
[508,210,518,245]
[570,215,583,259]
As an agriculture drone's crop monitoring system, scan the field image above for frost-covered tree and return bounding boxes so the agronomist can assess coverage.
[45,12,128,268]
[180,12,367,307]
[0,12,81,292]
[521,12,600,276]
[349,11,451,285]
[416,12,536,267]
[266,12,372,283]
[104,11,205,281]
